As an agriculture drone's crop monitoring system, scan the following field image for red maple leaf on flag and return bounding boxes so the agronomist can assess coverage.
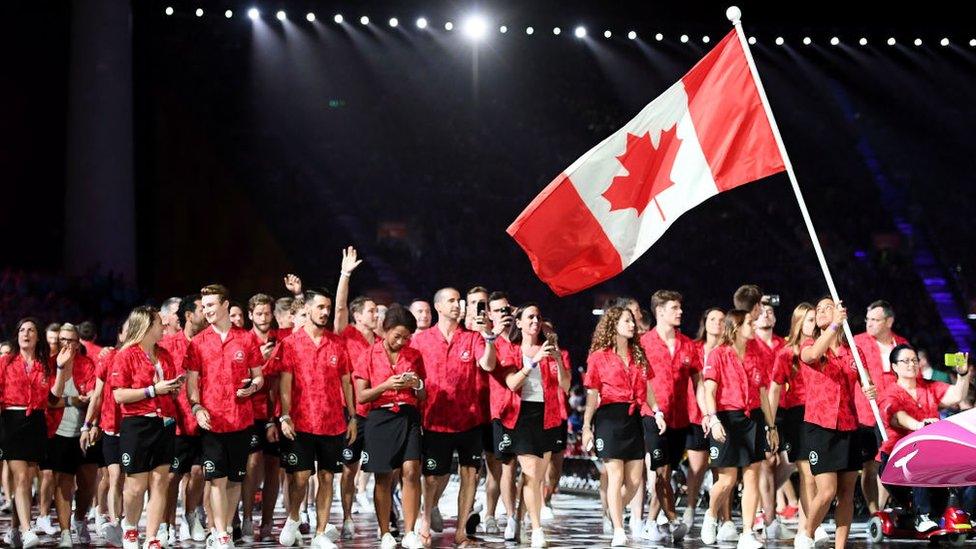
[602,124,682,220]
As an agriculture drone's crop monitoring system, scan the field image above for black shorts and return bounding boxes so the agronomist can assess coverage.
[708,410,761,468]
[363,406,422,474]
[686,424,709,452]
[171,435,201,474]
[201,428,252,481]
[857,426,881,464]
[46,435,95,474]
[491,420,515,463]
[102,433,121,466]
[776,406,805,462]
[642,418,688,470]
[280,431,344,474]
[803,422,862,476]
[593,403,644,462]
[481,422,495,456]
[502,403,561,458]
[341,415,366,466]
[422,425,485,476]
[750,408,771,455]
[120,417,177,475]
[0,410,49,463]
[86,437,106,468]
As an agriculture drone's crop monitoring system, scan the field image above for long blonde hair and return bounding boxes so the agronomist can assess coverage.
[589,306,648,368]
[786,302,815,374]
[120,306,160,351]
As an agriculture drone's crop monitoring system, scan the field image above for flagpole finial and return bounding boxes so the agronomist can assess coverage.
[726,6,742,24]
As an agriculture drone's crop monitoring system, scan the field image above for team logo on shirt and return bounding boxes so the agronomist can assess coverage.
[595,439,604,452]
[499,434,512,451]
[204,460,216,473]
[709,446,719,460]
[460,351,472,362]
[233,350,245,363]
[425,458,437,471]
[121,453,131,466]
[808,451,819,466]
[361,452,369,465]
[286,453,298,466]
[342,448,354,461]
[330,355,338,365]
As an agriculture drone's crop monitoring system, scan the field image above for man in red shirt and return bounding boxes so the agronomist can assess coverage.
[413,287,499,546]
[185,284,265,549]
[238,293,279,542]
[639,290,698,543]
[854,299,907,514]
[484,291,518,538]
[277,287,357,549]
[79,321,103,360]
[158,294,208,544]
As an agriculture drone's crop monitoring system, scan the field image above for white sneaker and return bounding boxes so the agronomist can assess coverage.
[504,515,517,541]
[310,533,337,549]
[189,514,207,543]
[483,516,499,534]
[641,520,664,541]
[916,514,939,532]
[143,538,163,549]
[610,528,628,547]
[813,525,830,546]
[72,517,91,545]
[215,534,233,549]
[602,516,613,535]
[240,518,253,544]
[278,518,301,547]
[156,524,169,548]
[122,526,140,549]
[35,515,59,536]
[58,531,73,548]
[717,520,740,542]
[540,505,554,521]
[355,492,372,514]
[379,532,397,549]
[766,518,794,540]
[628,514,642,538]
[737,530,764,549]
[530,527,547,548]
[341,518,355,540]
[95,515,108,534]
[793,532,815,549]
[22,530,39,549]
[430,507,443,533]
[321,523,340,542]
[104,523,123,547]
[700,513,718,545]
[401,532,424,549]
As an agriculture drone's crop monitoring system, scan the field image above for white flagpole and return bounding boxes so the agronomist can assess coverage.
[725,6,887,439]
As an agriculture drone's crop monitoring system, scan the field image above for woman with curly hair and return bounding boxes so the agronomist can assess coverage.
[582,306,665,547]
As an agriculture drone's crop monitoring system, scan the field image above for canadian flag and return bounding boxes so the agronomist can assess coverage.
[507,30,785,296]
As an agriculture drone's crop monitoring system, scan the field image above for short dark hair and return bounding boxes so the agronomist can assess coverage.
[177,293,202,328]
[383,303,417,333]
[733,284,763,311]
[248,293,274,312]
[488,291,509,303]
[303,287,334,303]
[604,296,637,310]
[274,297,294,316]
[889,343,915,366]
[350,296,375,316]
[45,322,62,333]
[868,300,894,318]
[651,290,682,312]
[78,321,97,342]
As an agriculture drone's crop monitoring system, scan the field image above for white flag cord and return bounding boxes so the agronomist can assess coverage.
[725,6,887,440]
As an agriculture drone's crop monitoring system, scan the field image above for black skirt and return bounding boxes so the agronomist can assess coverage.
[363,405,422,474]
[776,405,805,462]
[593,403,644,461]
[0,410,47,463]
[502,402,561,458]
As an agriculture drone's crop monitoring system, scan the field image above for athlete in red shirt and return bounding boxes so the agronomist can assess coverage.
[409,299,432,333]
[797,298,875,549]
[111,307,184,549]
[185,285,265,549]
[484,291,518,538]
[686,308,724,533]
[877,344,970,533]
[582,306,664,548]
[413,287,499,547]
[277,287,356,549]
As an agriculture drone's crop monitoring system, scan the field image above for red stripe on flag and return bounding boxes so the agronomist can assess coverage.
[507,173,622,296]
[682,30,784,192]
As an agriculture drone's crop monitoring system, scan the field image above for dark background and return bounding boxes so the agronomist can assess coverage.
[3,0,976,367]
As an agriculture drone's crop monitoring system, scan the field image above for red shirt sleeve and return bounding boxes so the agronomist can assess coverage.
[337,345,352,377]
[247,333,263,370]
[583,353,602,389]
[702,348,721,383]
[930,381,950,406]
[110,351,133,389]
[184,340,201,373]
[352,349,369,382]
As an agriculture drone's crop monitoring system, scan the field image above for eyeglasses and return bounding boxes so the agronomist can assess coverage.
[896,358,920,366]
